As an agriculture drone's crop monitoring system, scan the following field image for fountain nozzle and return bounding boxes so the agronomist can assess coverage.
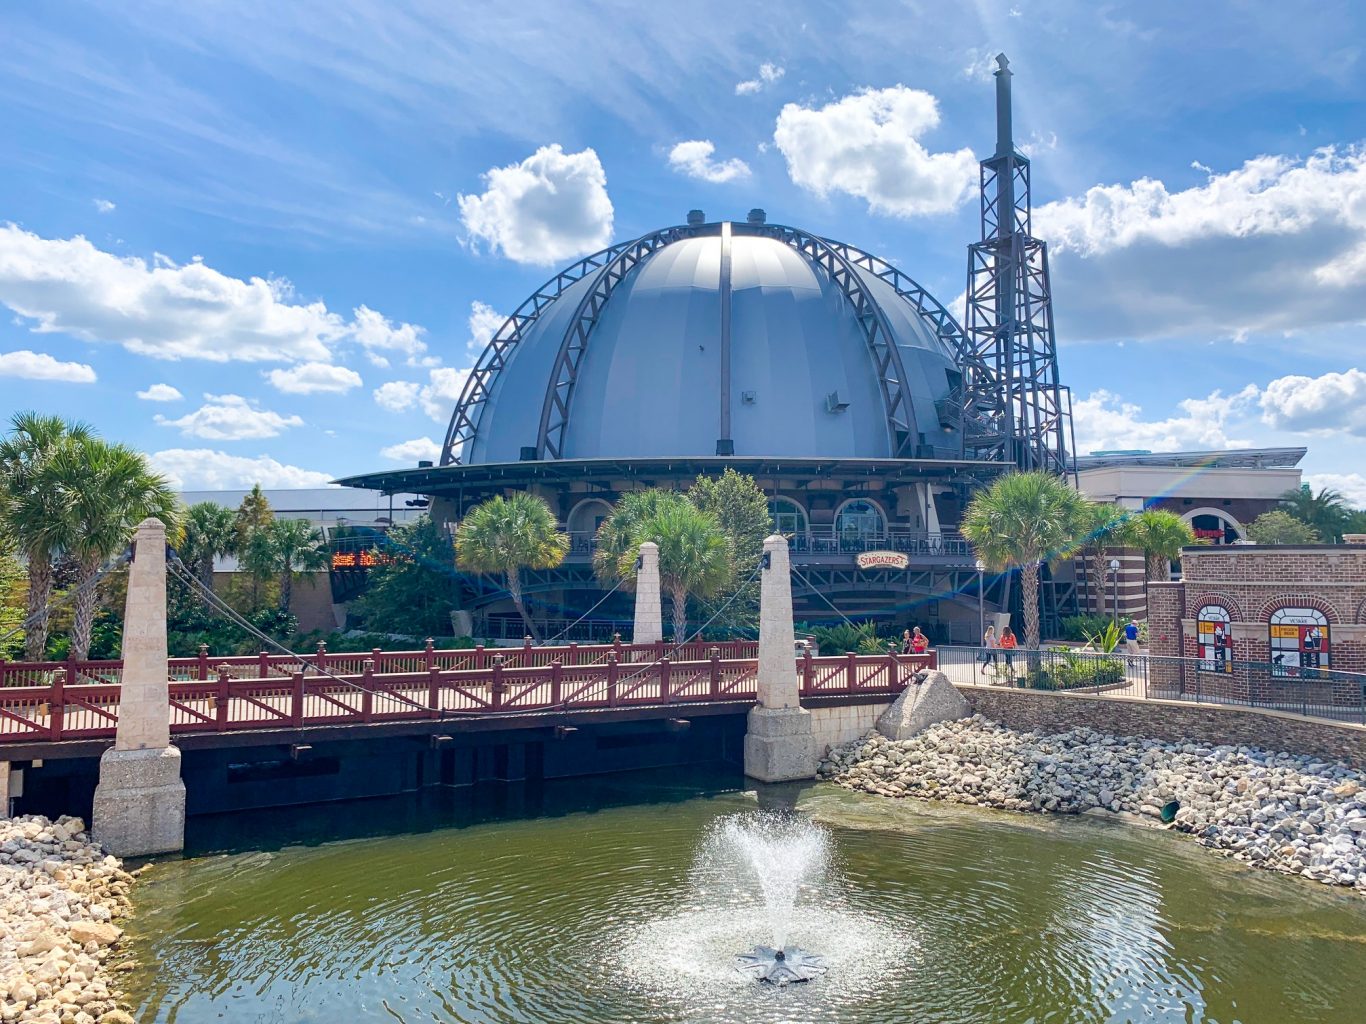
[735,945,826,984]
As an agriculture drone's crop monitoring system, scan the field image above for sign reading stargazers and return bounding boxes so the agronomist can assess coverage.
[856,550,909,571]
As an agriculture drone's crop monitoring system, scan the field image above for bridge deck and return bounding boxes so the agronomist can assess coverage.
[0,646,935,759]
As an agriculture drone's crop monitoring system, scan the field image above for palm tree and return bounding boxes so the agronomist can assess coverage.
[180,502,238,590]
[592,489,687,583]
[455,493,569,641]
[610,501,733,640]
[1077,502,1132,615]
[1127,509,1196,580]
[47,436,180,660]
[960,471,1090,650]
[1279,484,1349,543]
[0,413,94,659]
[267,518,329,613]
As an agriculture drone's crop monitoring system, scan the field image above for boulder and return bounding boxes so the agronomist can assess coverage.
[66,923,121,948]
[875,670,969,741]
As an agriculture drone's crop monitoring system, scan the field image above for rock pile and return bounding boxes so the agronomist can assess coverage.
[0,815,140,1023]
[819,716,1366,894]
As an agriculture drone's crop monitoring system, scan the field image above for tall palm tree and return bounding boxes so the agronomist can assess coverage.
[1077,502,1132,616]
[610,501,733,640]
[592,489,686,583]
[267,518,329,613]
[180,502,238,590]
[0,413,94,659]
[47,437,180,660]
[455,493,569,641]
[960,471,1090,650]
[1127,509,1196,581]
[1279,484,1349,543]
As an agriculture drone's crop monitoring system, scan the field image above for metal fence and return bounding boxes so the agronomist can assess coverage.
[934,645,1366,726]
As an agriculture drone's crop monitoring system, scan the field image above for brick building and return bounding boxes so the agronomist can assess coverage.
[1148,545,1366,708]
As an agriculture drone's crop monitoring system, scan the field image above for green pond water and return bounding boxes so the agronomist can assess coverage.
[124,768,1366,1023]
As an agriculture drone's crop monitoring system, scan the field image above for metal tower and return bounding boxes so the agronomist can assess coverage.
[963,54,1073,474]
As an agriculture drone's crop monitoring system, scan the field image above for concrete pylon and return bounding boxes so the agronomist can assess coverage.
[744,534,816,782]
[93,517,186,856]
[632,541,662,645]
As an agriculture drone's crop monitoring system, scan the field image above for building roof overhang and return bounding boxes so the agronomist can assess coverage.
[1075,447,1307,471]
[337,455,1006,496]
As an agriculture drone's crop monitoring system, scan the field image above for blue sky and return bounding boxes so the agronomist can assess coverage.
[2,1,1365,502]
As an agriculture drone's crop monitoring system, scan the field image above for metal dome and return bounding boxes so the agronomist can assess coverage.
[443,218,972,466]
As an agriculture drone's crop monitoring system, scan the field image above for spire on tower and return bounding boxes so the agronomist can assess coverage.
[994,52,1014,158]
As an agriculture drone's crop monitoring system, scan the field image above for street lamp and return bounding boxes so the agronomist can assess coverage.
[975,558,986,644]
[1109,557,1120,628]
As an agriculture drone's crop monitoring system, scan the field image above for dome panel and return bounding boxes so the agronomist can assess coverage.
[456,223,965,465]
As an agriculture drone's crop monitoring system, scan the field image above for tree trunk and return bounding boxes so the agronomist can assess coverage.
[1147,553,1169,582]
[1088,548,1107,616]
[1021,562,1042,651]
[23,552,53,661]
[69,555,102,662]
[279,564,293,613]
[198,555,216,593]
[507,570,539,642]
[670,583,689,643]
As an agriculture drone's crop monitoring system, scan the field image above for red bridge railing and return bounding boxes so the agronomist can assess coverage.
[0,647,935,744]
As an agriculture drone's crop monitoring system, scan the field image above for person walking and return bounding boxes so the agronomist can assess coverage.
[910,626,929,655]
[981,624,1000,678]
[999,627,1018,677]
[900,629,913,655]
[1124,618,1142,657]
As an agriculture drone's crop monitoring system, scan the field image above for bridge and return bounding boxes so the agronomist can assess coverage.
[0,639,935,760]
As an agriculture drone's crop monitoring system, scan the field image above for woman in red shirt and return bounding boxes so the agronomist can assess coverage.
[999,627,1018,673]
[910,627,929,654]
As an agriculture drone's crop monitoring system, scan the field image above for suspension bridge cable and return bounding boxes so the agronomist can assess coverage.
[571,558,766,702]
[538,575,626,647]
[0,550,133,651]
[789,566,861,630]
[166,556,442,716]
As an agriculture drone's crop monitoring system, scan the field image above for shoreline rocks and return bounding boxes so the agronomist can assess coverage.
[0,815,140,1023]
[819,716,1366,895]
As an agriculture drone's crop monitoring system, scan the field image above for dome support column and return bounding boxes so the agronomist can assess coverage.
[716,220,734,456]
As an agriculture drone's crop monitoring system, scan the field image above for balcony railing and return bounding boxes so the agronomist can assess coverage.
[563,528,970,559]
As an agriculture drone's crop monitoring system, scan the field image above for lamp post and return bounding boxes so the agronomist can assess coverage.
[1109,558,1120,628]
[975,558,986,644]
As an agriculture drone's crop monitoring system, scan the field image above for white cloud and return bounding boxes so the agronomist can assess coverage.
[420,366,471,421]
[373,379,421,413]
[667,140,751,184]
[1259,367,1366,436]
[350,305,428,365]
[773,86,977,217]
[458,144,614,265]
[136,383,184,402]
[0,349,96,383]
[155,394,304,441]
[735,62,785,96]
[0,223,426,363]
[465,300,503,360]
[961,49,998,83]
[1036,147,1366,340]
[1072,387,1258,455]
[265,361,363,394]
[150,448,334,489]
[380,436,441,463]
[92,199,116,214]
[1306,473,1366,508]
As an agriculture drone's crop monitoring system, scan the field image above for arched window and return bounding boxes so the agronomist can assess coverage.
[1182,508,1243,545]
[768,498,808,536]
[1196,605,1231,673]
[1269,607,1330,677]
[835,499,886,549]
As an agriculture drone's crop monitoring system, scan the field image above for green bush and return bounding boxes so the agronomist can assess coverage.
[1060,614,1111,642]
[292,631,477,653]
[1028,653,1126,690]
[802,621,890,655]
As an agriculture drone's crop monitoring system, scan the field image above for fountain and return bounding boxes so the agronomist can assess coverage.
[705,813,830,983]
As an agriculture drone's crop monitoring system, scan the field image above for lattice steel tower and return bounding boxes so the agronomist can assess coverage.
[963,54,1072,474]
